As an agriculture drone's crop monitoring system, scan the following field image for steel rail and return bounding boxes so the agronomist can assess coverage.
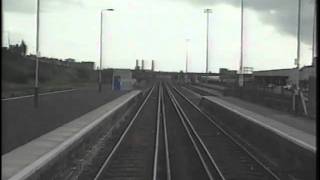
[161,83,172,180]
[167,84,226,180]
[94,85,156,180]
[164,84,215,180]
[173,86,281,180]
[152,83,162,180]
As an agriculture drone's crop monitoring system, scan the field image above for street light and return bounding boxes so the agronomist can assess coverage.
[296,0,301,71]
[99,8,114,92]
[312,0,317,60]
[238,0,245,87]
[293,0,309,115]
[239,0,244,75]
[204,8,212,79]
[185,38,190,73]
[34,0,40,107]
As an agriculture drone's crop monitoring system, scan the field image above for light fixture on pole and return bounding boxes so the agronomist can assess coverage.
[185,38,190,73]
[34,0,40,107]
[99,8,114,92]
[204,8,212,78]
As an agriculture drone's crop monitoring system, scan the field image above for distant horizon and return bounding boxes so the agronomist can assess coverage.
[3,41,315,73]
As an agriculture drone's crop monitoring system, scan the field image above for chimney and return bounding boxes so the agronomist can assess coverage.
[151,60,154,71]
[135,59,140,70]
[141,59,144,70]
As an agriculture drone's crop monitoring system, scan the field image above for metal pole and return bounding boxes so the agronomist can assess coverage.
[204,9,212,82]
[206,12,209,74]
[99,10,103,92]
[185,39,189,73]
[297,0,301,70]
[7,32,11,46]
[240,0,244,74]
[99,9,114,92]
[34,0,40,107]
[312,0,317,59]
[293,0,302,114]
[237,0,245,88]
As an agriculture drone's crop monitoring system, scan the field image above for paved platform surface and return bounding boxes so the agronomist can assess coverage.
[190,84,316,135]
[2,85,127,154]
[190,85,222,96]
[202,96,316,152]
[181,86,316,152]
[196,82,226,91]
[2,90,141,180]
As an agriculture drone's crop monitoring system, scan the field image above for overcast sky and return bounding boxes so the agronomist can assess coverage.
[2,0,316,72]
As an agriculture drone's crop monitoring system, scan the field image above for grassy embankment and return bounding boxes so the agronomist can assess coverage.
[2,50,98,98]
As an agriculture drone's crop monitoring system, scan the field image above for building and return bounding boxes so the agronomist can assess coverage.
[112,69,136,90]
[219,68,237,84]
[8,41,27,56]
[253,64,316,87]
[65,58,75,63]
[253,68,297,86]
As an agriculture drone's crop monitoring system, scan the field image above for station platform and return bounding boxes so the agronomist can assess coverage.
[190,85,223,96]
[202,95,316,153]
[190,84,315,135]
[196,82,226,91]
[2,90,141,180]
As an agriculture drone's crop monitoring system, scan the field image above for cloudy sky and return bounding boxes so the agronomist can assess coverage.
[2,0,316,72]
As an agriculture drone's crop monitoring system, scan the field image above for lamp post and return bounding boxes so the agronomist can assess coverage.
[204,9,212,80]
[312,0,317,60]
[6,31,11,47]
[34,0,40,107]
[240,0,244,74]
[238,0,244,87]
[185,39,190,73]
[99,8,114,92]
[293,0,305,115]
[296,0,301,71]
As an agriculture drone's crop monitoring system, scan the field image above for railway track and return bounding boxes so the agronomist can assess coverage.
[93,84,158,180]
[92,81,284,180]
[166,83,283,180]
